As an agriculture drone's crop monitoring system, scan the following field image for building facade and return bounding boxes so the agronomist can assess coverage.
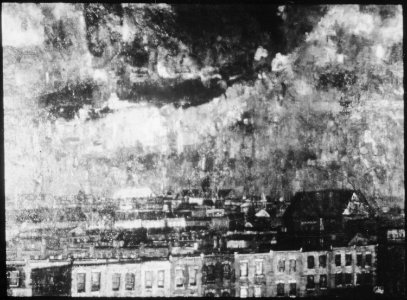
[71,259,171,297]
[169,255,203,296]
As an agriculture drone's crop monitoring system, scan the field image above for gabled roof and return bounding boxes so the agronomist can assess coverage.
[255,209,270,218]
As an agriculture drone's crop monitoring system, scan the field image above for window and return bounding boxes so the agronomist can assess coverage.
[254,285,262,297]
[278,259,285,272]
[356,273,362,285]
[207,265,215,282]
[77,273,86,293]
[240,286,248,298]
[289,259,296,273]
[145,271,152,288]
[345,273,352,285]
[7,271,20,287]
[356,253,362,267]
[175,269,184,287]
[112,273,121,291]
[240,262,248,277]
[319,275,327,289]
[277,283,285,296]
[307,275,315,289]
[307,256,315,269]
[157,270,165,288]
[255,260,263,275]
[335,273,343,287]
[319,255,327,268]
[345,254,352,266]
[365,254,372,266]
[223,263,231,279]
[365,273,372,285]
[91,272,101,292]
[125,273,135,291]
[335,254,341,267]
[289,283,297,296]
[189,268,197,286]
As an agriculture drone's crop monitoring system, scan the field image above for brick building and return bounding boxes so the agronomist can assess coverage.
[234,252,274,297]
[202,254,235,297]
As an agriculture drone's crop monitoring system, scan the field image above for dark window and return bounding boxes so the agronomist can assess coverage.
[356,254,362,267]
[308,256,315,269]
[77,273,86,293]
[277,283,285,296]
[365,254,372,266]
[125,273,135,290]
[345,254,352,266]
[207,265,215,283]
[319,274,327,288]
[223,264,231,279]
[289,283,297,296]
[307,275,315,289]
[289,259,296,273]
[356,273,362,285]
[345,273,352,285]
[335,273,343,287]
[319,255,327,268]
[278,260,285,272]
[112,273,120,291]
[365,273,372,285]
[91,272,101,292]
[335,254,341,267]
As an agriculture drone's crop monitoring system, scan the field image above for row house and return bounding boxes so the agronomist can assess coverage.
[234,252,274,297]
[202,254,235,297]
[71,259,171,297]
[169,255,203,297]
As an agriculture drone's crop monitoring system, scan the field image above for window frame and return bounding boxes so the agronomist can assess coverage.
[175,268,184,288]
[307,255,315,269]
[289,259,296,273]
[255,259,264,276]
[112,273,121,291]
[306,275,315,290]
[125,273,135,291]
[254,285,262,297]
[319,274,327,289]
[240,286,248,298]
[335,273,343,287]
[319,255,327,268]
[7,271,20,288]
[289,282,297,296]
[240,261,248,277]
[189,268,197,286]
[277,282,285,296]
[77,273,86,293]
[91,272,101,292]
[345,253,352,266]
[335,254,341,267]
[278,259,285,273]
[145,270,153,289]
[365,253,372,266]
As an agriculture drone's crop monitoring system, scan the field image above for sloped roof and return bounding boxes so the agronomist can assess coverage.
[255,209,270,218]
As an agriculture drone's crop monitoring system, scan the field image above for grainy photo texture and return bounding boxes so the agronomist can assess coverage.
[3,3,405,298]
